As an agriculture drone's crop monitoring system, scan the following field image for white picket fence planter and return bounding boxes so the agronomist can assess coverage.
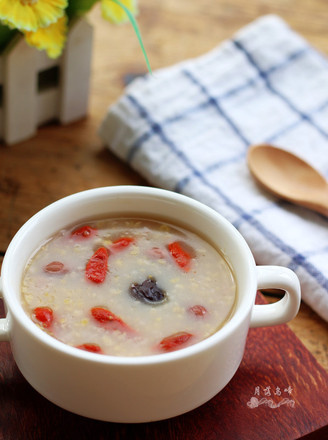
[0,19,93,145]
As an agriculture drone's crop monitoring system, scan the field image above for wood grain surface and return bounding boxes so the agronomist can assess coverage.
[0,1,328,438]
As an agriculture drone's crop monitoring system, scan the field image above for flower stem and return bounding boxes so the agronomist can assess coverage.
[110,0,151,74]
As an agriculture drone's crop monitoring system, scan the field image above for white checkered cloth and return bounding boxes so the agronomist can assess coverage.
[99,15,328,322]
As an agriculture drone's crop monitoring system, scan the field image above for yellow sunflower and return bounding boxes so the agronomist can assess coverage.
[0,0,68,32]
[101,0,137,24]
[24,15,67,58]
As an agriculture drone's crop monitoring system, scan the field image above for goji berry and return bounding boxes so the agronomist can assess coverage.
[188,305,208,317]
[43,261,68,274]
[91,306,135,334]
[158,331,193,352]
[71,225,97,239]
[167,241,192,272]
[76,343,103,354]
[33,306,54,328]
[85,247,108,283]
[110,237,135,252]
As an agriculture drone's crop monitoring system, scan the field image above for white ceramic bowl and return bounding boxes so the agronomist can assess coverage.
[0,186,300,423]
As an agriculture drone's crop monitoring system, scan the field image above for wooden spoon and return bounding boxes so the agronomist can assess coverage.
[247,144,328,216]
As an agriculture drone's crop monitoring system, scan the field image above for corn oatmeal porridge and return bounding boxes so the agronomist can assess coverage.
[21,217,237,356]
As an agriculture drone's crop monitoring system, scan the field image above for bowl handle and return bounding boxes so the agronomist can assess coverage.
[0,277,10,341]
[250,266,301,328]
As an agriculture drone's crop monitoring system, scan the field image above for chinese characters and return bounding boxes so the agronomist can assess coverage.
[247,385,295,409]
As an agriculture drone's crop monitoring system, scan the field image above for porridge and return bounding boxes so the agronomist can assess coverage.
[21,217,237,356]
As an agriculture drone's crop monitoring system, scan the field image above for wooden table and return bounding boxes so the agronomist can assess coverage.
[0,1,327,437]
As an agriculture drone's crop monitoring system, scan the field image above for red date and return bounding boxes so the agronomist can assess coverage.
[130,277,167,305]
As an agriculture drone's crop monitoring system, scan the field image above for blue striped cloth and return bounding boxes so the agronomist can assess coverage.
[99,15,328,322]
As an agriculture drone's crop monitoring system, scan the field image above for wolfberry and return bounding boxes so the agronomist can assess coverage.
[44,261,68,274]
[33,306,54,329]
[76,343,103,354]
[85,247,108,283]
[91,306,135,334]
[188,305,208,317]
[110,237,135,252]
[71,225,97,239]
[167,241,192,272]
[158,331,193,352]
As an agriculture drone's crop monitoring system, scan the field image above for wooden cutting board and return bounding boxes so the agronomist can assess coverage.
[0,292,327,440]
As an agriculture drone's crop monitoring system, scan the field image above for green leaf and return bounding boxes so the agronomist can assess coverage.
[0,22,18,53]
[66,0,99,20]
